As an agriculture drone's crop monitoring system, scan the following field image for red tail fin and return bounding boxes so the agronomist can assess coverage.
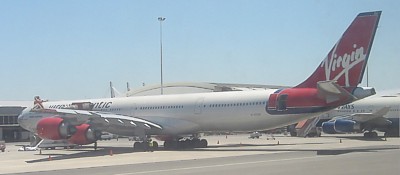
[296,11,381,88]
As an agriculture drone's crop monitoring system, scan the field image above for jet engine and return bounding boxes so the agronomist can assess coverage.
[321,121,336,134]
[68,124,100,145]
[322,119,361,134]
[36,117,77,140]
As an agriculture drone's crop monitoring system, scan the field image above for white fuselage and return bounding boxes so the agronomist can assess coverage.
[20,90,327,136]
[327,95,400,120]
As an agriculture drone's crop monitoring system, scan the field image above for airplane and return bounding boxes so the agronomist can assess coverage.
[17,11,381,151]
[321,93,400,137]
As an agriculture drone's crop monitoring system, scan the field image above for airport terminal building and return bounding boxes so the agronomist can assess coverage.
[0,104,30,141]
[0,82,280,141]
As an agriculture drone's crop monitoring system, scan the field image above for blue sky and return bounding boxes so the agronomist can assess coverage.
[0,0,399,100]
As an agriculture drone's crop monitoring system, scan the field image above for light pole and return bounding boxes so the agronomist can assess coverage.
[158,17,166,95]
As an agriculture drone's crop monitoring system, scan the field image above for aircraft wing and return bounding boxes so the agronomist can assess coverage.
[33,108,163,131]
[332,107,391,123]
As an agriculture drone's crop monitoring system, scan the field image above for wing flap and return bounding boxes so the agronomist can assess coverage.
[89,112,162,129]
[332,107,391,123]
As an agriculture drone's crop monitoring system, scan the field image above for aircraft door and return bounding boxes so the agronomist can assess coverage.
[194,98,204,114]
[277,94,288,111]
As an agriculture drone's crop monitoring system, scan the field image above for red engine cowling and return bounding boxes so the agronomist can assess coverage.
[68,124,99,145]
[37,117,77,140]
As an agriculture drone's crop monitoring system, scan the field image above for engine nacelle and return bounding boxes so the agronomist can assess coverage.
[352,87,376,99]
[334,119,360,132]
[322,119,361,134]
[321,121,337,134]
[36,117,77,140]
[68,124,100,145]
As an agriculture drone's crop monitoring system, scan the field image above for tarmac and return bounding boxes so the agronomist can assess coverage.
[0,133,399,175]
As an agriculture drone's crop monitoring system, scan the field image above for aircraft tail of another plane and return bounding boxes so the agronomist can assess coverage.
[296,11,381,89]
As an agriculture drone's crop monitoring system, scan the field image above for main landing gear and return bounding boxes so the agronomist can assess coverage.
[364,130,400,138]
[132,135,209,151]
[133,140,159,151]
[363,131,378,138]
[164,138,208,150]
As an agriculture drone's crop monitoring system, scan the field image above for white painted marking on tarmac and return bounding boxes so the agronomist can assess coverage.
[114,155,320,175]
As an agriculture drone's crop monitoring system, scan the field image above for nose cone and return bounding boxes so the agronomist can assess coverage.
[18,108,31,130]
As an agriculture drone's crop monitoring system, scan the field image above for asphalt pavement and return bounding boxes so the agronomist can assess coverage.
[1,134,399,175]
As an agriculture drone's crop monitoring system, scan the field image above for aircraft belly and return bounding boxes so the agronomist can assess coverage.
[193,110,321,132]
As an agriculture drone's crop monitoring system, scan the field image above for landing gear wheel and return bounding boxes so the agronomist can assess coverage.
[164,140,177,150]
[133,142,145,151]
[164,138,208,150]
[94,142,98,150]
[192,139,201,148]
[199,139,208,148]
[179,139,191,149]
[364,132,378,138]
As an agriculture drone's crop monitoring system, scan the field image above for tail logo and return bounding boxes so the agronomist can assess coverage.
[296,11,380,89]
[321,43,366,86]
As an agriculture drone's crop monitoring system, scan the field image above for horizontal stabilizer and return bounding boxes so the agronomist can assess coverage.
[317,81,356,103]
